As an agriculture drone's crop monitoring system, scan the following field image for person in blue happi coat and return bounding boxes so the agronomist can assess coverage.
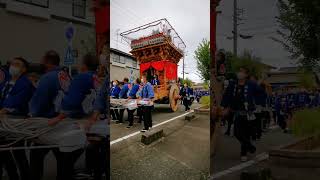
[287,88,297,119]
[139,75,154,132]
[126,78,141,128]
[249,75,267,140]
[110,80,121,98]
[180,83,192,112]
[221,67,259,162]
[84,77,109,180]
[195,89,201,103]
[85,77,108,131]
[110,80,121,121]
[0,58,34,116]
[313,90,320,107]
[307,90,317,108]
[29,50,71,118]
[296,89,309,109]
[50,53,100,123]
[270,92,278,124]
[275,89,289,133]
[136,82,144,124]
[28,51,71,180]
[48,53,100,180]
[0,57,34,180]
[116,78,130,124]
[151,74,160,86]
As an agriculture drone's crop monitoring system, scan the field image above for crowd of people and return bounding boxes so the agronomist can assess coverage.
[0,50,108,180]
[110,75,205,131]
[110,75,154,132]
[221,66,318,162]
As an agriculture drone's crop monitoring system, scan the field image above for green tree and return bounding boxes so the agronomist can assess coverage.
[203,81,209,90]
[298,70,317,89]
[180,77,193,87]
[195,39,210,82]
[229,50,265,78]
[275,0,320,70]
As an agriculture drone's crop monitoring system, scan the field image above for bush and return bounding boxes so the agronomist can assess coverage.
[290,108,320,137]
[200,96,210,106]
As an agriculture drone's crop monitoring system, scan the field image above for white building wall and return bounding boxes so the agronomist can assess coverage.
[110,51,140,82]
[0,0,95,66]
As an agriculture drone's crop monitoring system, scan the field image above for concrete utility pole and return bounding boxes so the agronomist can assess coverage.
[116,28,120,49]
[182,51,187,80]
[183,54,185,80]
[233,0,238,56]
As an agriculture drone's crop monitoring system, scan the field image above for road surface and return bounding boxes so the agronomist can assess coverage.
[210,124,299,179]
[110,103,210,180]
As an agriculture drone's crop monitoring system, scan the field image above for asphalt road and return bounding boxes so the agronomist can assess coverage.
[211,124,298,179]
[110,103,210,180]
[110,103,201,141]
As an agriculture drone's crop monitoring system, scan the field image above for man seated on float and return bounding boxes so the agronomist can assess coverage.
[47,54,100,180]
[0,57,34,180]
[151,74,160,86]
[116,77,130,124]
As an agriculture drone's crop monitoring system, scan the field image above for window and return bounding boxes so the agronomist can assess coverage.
[111,53,120,63]
[132,60,137,68]
[72,0,86,19]
[120,56,126,64]
[16,0,49,8]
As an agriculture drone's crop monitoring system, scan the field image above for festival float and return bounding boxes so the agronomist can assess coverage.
[119,18,186,111]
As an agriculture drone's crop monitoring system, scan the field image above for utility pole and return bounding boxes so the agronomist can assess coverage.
[182,51,187,80]
[182,55,185,80]
[116,28,120,49]
[233,0,238,56]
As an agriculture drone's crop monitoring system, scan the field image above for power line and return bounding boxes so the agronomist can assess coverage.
[240,25,278,31]
[110,0,145,25]
[111,0,142,21]
[110,5,142,27]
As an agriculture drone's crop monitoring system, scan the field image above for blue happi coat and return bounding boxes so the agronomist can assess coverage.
[110,85,121,98]
[61,71,99,117]
[129,84,140,99]
[221,80,261,112]
[94,78,108,113]
[275,94,289,116]
[0,75,34,116]
[119,83,129,99]
[151,79,160,86]
[139,82,154,99]
[29,67,70,118]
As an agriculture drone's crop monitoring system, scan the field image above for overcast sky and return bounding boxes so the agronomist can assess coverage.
[110,0,296,83]
[217,0,297,68]
[110,0,210,83]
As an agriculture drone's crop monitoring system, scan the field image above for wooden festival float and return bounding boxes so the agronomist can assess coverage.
[120,19,186,111]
